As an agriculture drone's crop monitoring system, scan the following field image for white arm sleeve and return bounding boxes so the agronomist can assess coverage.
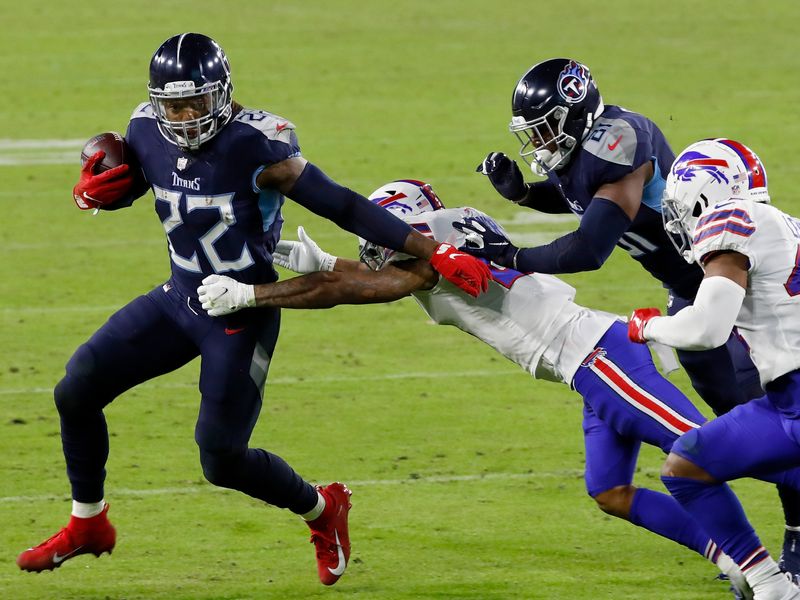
[645,276,746,350]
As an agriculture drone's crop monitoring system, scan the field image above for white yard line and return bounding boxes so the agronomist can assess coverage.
[0,368,524,396]
[0,468,609,504]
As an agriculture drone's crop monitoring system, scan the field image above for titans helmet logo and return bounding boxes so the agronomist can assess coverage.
[557,61,590,104]
[672,151,730,184]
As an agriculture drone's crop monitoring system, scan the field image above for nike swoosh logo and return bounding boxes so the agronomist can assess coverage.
[224,327,246,335]
[53,546,83,564]
[276,122,289,132]
[447,253,467,259]
[327,530,346,576]
[607,135,623,151]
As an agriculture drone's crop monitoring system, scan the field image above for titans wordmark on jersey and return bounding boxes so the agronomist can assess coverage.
[126,103,300,298]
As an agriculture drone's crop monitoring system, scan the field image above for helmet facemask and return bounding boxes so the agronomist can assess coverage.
[661,190,705,264]
[510,106,577,176]
[149,79,233,150]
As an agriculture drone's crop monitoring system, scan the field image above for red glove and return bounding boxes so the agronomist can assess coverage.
[72,151,133,210]
[628,308,663,343]
[429,243,492,298]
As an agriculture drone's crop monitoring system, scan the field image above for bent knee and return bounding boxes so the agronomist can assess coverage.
[661,452,714,481]
[593,485,636,519]
[54,344,107,417]
[199,448,246,489]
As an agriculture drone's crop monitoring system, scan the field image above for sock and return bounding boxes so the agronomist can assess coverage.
[301,491,326,522]
[662,476,768,567]
[743,556,783,592]
[628,488,712,556]
[72,499,105,519]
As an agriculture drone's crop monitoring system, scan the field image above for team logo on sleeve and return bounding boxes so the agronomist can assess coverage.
[557,61,590,103]
[672,151,730,184]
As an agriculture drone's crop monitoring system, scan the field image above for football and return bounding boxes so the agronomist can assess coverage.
[80,131,139,173]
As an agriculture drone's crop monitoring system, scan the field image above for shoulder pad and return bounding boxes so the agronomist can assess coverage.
[130,102,155,121]
[692,201,756,264]
[582,117,638,166]
[234,109,296,144]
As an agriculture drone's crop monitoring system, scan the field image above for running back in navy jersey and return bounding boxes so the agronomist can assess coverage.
[553,105,702,298]
[126,102,298,298]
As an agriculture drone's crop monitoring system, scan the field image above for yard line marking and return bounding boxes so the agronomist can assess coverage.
[0,139,86,150]
[0,139,86,166]
[0,468,635,504]
[0,369,524,396]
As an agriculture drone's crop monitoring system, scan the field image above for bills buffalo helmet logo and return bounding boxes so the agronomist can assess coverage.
[557,61,591,103]
[672,151,731,184]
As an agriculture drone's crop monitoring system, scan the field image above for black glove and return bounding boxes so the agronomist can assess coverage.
[476,152,528,202]
[453,217,519,268]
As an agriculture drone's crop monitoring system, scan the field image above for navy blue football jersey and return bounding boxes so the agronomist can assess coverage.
[551,105,703,298]
[125,103,299,298]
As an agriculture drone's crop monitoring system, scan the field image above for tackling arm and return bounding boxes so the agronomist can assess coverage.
[634,252,748,350]
[197,259,438,315]
[253,259,437,309]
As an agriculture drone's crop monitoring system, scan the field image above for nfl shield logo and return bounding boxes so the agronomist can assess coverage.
[176,157,188,171]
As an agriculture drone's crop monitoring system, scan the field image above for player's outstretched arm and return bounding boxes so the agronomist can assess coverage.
[462,163,649,273]
[629,252,748,349]
[198,260,436,315]
[257,157,490,296]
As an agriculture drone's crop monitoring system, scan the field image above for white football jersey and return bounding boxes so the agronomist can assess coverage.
[378,207,618,384]
[691,199,800,385]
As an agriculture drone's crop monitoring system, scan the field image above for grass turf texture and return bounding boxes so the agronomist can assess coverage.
[2,1,799,598]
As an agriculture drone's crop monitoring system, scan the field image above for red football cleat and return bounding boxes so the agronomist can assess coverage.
[17,504,116,572]
[307,482,352,585]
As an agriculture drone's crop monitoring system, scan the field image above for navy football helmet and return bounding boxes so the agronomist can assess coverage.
[148,33,234,150]
[509,58,604,176]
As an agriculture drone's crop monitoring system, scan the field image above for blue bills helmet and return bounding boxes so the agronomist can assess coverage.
[359,180,445,270]
[148,33,234,150]
[509,58,604,176]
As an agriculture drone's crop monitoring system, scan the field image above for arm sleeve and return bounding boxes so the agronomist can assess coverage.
[644,276,745,350]
[513,197,631,273]
[286,162,412,251]
[518,181,572,214]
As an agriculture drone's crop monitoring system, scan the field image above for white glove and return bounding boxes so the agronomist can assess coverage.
[197,274,256,317]
[273,226,336,274]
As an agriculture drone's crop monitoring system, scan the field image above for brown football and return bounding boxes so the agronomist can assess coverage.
[79,131,149,197]
[80,131,139,173]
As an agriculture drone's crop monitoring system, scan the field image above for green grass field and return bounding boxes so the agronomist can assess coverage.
[2,1,800,598]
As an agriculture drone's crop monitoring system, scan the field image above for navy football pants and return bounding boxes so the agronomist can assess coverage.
[54,281,318,512]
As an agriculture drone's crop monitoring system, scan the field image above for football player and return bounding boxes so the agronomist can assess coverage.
[16,33,491,584]
[628,139,800,599]
[462,58,800,575]
[198,179,800,598]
